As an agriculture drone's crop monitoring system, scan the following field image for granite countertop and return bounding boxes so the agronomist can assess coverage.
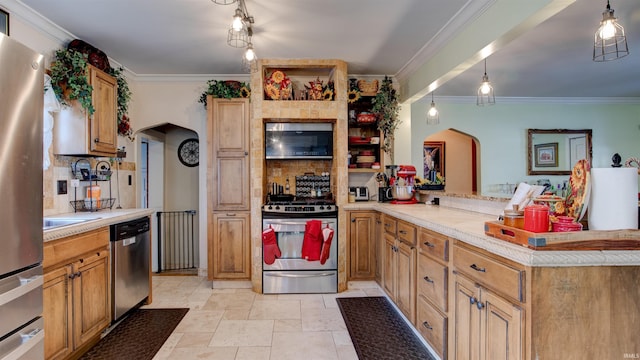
[342,201,640,267]
[43,208,155,242]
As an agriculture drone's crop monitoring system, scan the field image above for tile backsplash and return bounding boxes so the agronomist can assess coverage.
[44,155,136,216]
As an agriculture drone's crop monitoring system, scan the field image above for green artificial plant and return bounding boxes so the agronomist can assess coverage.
[371,76,401,158]
[49,48,95,114]
[198,80,251,107]
[109,67,134,140]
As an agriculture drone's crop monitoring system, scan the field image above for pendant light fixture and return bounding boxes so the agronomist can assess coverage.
[213,0,258,67]
[242,28,257,73]
[593,0,629,62]
[476,58,495,106]
[426,92,439,125]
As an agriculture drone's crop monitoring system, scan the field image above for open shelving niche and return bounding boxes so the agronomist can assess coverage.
[70,159,114,212]
[348,94,384,173]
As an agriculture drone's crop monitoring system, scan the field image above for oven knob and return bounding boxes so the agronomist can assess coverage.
[275,205,280,210]
[326,205,332,211]
[268,205,273,210]
[319,205,324,210]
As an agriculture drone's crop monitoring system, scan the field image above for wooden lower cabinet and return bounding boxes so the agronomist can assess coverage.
[348,211,377,280]
[417,295,448,359]
[379,216,416,324]
[396,240,416,324]
[209,211,251,279]
[43,228,110,360]
[452,271,523,360]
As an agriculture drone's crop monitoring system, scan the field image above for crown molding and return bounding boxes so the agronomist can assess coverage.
[394,0,496,85]
[415,96,640,105]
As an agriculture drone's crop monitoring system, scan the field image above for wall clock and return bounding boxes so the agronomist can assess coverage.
[178,138,199,167]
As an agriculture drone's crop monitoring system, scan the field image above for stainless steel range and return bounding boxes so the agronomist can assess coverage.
[262,199,337,294]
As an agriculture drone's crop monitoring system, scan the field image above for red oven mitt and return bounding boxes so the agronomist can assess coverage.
[262,226,281,265]
[320,226,334,265]
[302,220,323,261]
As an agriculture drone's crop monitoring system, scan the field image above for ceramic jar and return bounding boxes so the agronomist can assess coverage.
[552,216,583,232]
[524,204,550,233]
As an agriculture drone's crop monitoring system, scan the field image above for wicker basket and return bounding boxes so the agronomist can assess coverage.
[357,79,379,95]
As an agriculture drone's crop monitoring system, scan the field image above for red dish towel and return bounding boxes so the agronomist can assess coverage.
[320,226,334,265]
[262,226,281,265]
[302,220,323,261]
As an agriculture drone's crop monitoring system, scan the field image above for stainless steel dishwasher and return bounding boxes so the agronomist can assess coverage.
[110,216,150,322]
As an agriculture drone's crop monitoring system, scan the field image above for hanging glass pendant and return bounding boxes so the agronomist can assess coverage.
[426,93,439,125]
[593,0,629,62]
[476,59,495,106]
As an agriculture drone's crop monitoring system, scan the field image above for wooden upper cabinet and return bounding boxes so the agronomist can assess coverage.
[208,97,250,210]
[89,66,118,154]
[53,65,117,156]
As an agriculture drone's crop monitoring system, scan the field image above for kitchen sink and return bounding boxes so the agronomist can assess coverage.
[43,217,100,230]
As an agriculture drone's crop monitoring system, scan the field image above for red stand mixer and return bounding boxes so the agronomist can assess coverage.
[390,165,418,204]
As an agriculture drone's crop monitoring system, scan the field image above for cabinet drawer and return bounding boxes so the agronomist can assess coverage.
[44,227,110,270]
[417,252,448,312]
[397,221,416,246]
[419,228,449,262]
[453,245,524,302]
[417,295,447,360]
[382,216,397,235]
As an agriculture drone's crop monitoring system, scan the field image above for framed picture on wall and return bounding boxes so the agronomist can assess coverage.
[534,142,558,167]
[0,9,8,36]
[423,141,445,178]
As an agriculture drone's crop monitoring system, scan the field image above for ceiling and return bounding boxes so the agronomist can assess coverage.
[15,0,640,99]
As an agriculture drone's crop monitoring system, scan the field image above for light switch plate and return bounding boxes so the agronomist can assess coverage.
[57,180,67,195]
[70,179,80,188]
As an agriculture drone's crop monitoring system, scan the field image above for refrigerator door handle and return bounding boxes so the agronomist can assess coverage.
[1,322,44,360]
[0,275,43,307]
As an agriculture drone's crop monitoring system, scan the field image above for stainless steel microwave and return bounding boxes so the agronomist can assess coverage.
[265,123,333,160]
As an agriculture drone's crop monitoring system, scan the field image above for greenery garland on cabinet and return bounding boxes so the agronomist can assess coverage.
[371,76,401,158]
[198,80,251,108]
[49,47,134,140]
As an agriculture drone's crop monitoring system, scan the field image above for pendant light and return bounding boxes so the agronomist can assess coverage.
[593,0,629,62]
[211,0,237,4]
[426,92,439,125]
[242,30,257,73]
[476,59,495,106]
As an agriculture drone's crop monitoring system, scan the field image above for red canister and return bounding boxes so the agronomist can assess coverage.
[524,204,550,233]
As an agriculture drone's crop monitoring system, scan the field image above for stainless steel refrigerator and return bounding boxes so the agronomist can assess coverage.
[0,33,45,359]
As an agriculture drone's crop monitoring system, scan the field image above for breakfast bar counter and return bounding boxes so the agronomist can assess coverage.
[342,202,640,266]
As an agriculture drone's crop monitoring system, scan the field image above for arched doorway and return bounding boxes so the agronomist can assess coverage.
[424,129,480,195]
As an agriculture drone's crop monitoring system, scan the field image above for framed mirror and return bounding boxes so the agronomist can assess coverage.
[527,129,592,175]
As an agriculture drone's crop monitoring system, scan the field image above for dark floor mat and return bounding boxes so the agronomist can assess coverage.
[336,297,435,360]
[80,308,188,360]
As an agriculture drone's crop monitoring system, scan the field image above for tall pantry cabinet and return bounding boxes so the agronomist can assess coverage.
[207,96,251,280]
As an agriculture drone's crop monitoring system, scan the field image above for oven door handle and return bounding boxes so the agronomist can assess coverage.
[264,272,335,278]
[266,221,334,226]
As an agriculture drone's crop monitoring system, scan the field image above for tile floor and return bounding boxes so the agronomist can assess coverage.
[143,276,389,360]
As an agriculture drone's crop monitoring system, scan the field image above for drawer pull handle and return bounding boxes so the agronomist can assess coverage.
[477,301,485,310]
[470,264,486,272]
[422,321,433,330]
[423,276,434,283]
[399,230,407,234]
[423,241,435,248]
[469,296,477,305]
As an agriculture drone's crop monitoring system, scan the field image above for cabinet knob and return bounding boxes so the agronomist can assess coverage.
[470,264,486,273]
[94,138,99,143]
[422,321,433,330]
[423,276,434,284]
[244,151,248,156]
[477,301,485,310]
[423,241,435,248]
[351,218,356,223]
[69,273,76,279]
[469,296,477,305]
